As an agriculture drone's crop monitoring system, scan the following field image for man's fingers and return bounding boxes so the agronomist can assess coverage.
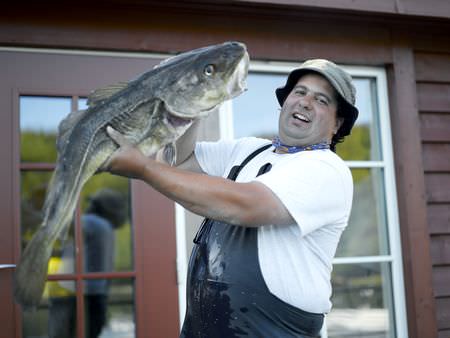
[107,126,129,147]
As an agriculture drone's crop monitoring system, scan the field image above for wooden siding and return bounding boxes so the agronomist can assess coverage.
[415,52,450,337]
[389,46,438,338]
[235,0,450,19]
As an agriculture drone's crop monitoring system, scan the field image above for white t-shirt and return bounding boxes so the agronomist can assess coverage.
[195,137,353,314]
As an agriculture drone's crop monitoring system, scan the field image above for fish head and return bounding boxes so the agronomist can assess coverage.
[157,41,249,119]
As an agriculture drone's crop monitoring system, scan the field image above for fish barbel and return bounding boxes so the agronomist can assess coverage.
[14,41,249,308]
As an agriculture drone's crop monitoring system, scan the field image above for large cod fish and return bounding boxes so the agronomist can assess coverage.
[14,41,249,308]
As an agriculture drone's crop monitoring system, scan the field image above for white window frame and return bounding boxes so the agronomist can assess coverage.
[218,61,408,338]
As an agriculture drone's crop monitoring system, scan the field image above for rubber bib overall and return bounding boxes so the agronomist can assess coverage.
[180,145,324,338]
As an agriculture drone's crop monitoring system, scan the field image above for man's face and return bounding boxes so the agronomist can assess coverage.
[278,73,342,147]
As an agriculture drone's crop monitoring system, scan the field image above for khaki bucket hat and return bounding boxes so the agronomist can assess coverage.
[275,59,359,137]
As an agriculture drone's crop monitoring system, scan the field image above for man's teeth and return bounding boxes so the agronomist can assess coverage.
[293,113,310,122]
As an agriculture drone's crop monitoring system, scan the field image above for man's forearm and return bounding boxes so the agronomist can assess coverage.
[139,158,293,227]
[141,159,244,223]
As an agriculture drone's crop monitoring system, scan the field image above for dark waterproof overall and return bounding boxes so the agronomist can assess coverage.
[180,145,324,338]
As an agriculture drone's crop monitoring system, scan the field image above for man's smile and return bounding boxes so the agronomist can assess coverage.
[292,112,311,123]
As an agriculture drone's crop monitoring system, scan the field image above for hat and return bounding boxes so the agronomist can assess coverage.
[275,59,359,137]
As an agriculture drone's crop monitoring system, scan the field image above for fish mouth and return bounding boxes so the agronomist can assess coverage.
[227,50,249,99]
[169,101,220,121]
[167,112,193,128]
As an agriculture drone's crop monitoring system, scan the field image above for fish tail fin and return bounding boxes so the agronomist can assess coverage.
[14,169,80,309]
[14,226,55,310]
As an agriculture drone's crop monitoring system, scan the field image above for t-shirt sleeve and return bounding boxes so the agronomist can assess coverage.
[195,137,271,178]
[254,157,351,236]
[194,139,238,177]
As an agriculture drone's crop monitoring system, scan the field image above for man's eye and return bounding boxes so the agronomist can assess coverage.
[295,89,306,96]
[317,97,328,105]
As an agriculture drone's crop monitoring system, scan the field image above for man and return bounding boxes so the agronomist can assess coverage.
[106,59,358,337]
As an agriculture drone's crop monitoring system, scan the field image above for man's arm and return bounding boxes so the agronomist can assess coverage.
[173,120,203,173]
[106,126,295,227]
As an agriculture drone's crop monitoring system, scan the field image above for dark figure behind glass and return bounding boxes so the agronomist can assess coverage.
[48,189,127,338]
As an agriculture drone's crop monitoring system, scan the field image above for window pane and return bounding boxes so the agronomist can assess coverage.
[328,263,395,338]
[23,281,77,338]
[336,168,389,257]
[21,171,75,275]
[231,72,285,139]
[336,78,382,161]
[20,96,71,162]
[84,278,135,338]
[78,97,88,110]
[81,173,133,272]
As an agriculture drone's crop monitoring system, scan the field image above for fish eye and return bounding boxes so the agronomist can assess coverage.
[203,64,215,76]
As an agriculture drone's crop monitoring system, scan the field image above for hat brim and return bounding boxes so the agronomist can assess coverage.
[275,68,359,137]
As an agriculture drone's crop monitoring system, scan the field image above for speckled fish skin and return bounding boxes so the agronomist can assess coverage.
[14,41,249,309]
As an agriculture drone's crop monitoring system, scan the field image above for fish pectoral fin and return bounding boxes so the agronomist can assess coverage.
[87,81,129,108]
[156,143,177,166]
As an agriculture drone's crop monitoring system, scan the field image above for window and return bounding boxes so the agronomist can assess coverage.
[218,62,408,337]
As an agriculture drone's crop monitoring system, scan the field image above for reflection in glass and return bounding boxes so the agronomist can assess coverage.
[81,173,133,272]
[20,96,71,162]
[328,263,395,338]
[47,281,77,338]
[79,97,88,110]
[336,78,382,161]
[82,189,128,275]
[84,278,135,338]
[20,171,75,274]
[336,168,389,257]
[22,280,76,338]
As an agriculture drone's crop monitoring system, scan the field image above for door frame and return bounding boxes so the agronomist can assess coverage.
[0,48,180,338]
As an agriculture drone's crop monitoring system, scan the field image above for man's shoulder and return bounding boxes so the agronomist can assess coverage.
[301,149,348,168]
[205,136,271,160]
[230,136,271,149]
[232,137,272,161]
[276,150,352,181]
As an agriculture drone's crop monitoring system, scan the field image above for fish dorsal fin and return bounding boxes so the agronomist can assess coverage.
[57,109,90,153]
[86,81,128,108]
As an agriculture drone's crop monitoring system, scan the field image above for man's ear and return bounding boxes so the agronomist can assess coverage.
[334,117,344,134]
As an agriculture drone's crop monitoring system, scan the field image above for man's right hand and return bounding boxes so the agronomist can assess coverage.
[106,126,149,179]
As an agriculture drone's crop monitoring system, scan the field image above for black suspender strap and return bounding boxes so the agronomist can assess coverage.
[193,143,272,244]
[226,143,272,180]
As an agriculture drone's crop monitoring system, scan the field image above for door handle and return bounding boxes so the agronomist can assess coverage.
[0,264,16,269]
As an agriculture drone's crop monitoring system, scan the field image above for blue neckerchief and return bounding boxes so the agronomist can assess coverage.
[272,136,330,154]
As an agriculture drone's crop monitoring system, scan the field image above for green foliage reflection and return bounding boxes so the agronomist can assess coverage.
[20,131,133,272]
[336,125,371,163]
[21,131,58,163]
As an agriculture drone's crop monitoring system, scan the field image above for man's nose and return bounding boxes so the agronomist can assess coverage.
[298,94,312,110]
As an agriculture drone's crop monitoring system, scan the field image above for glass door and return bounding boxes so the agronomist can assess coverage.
[0,49,180,338]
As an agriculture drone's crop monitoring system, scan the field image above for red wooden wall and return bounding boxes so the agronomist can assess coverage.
[415,52,450,338]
